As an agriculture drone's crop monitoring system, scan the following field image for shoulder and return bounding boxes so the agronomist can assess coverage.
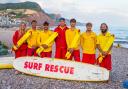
[27,28,32,31]
[49,30,53,32]
[65,26,69,30]
[96,33,102,39]
[39,30,43,33]
[65,29,70,33]
[108,32,114,36]
[80,32,85,36]
[74,28,80,32]
[91,32,97,37]
[27,28,32,32]
[54,26,60,31]
[37,30,41,33]
[15,30,19,34]
[49,30,54,34]
[75,29,80,35]
[13,30,19,36]
[77,29,81,32]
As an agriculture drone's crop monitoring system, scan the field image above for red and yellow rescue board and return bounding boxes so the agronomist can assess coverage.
[13,57,109,82]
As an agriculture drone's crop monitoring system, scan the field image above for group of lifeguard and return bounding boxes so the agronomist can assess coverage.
[12,18,114,71]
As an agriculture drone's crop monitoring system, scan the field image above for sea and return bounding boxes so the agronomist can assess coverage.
[51,26,128,48]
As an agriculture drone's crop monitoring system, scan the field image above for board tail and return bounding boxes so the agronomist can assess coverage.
[0,64,13,69]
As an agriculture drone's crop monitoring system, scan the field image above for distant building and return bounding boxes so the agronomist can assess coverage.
[0,9,28,28]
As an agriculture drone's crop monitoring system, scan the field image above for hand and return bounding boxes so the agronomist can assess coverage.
[102,51,108,57]
[42,44,48,49]
[68,48,74,54]
[111,34,115,37]
[15,44,19,48]
[31,46,37,49]
[12,45,19,51]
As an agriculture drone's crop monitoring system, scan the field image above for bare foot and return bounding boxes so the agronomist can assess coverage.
[15,70,21,75]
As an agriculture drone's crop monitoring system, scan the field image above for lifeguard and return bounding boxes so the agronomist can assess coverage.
[37,21,54,58]
[81,22,97,64]
[65,18,80,62]
[27,20,40,56]
[54,18,68,59]
[12,22,28,58]
[97,23,114,70]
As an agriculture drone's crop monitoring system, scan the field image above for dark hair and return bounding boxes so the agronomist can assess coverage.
[100,23,108,29]
[31,20,37,24]
[86,22,92,27]
[70,18,76,23]
[43,21,49,26]
[59,18,65,21]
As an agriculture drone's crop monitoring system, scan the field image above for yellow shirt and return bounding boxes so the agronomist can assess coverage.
[80,31,97,54]
[37,30,54,52]
[97,32,112,54]
[66,28,80,50]
[27,28,40,48]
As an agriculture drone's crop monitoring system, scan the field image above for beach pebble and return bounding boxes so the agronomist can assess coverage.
[7,86,11,89]
[0,47,128,89]
[1,80,6,84]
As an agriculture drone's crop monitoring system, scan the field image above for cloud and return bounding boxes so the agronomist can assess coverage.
[0,0,128,26]
[0,0,19,3]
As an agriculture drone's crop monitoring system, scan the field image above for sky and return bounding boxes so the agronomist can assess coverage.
[1,0,128,27]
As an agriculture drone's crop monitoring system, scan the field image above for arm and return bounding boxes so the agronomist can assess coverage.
[96,44,103,53]
[48,31,54,47]
[94,34,97,48]
[107,44,113,53]
[37,33,41,46]
[97,44,110,57]
[96,36,103,53]
[54,28,59,41]
[80,34,84,50]
[13,31,18,46]
[75,30,80,48]
[65,30,70,49]
[12,31,19,50]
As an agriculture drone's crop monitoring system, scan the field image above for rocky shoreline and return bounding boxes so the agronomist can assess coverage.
[0,47,128,89]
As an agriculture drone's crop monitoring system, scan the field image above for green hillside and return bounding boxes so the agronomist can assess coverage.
[0,1,42,11]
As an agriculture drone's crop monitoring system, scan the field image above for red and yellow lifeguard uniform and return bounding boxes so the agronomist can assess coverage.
[97,32,112,70]
[13,30,28,58]
[27,28,40,56]
[54,26,68,59]
[37,30,54,58]
[80,31,97,64]
[65,28,80,62]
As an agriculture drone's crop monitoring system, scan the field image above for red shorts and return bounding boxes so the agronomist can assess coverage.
[27,48,37,56]
[15,44,27,58]
[69,50,80,62]
[82,53,96,64]
[15,49,27,58]
[55,47,67,59]
[98,54,112,70]
[40,52,52,58]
